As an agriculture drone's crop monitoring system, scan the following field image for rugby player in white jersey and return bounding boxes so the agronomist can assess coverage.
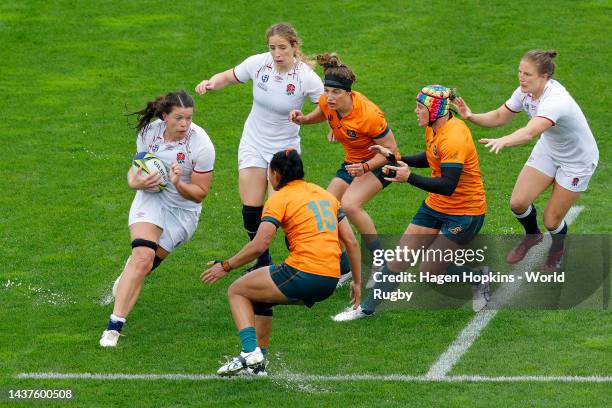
[195,23,323,275]
[455,50,599,271]
[100,90,215,347]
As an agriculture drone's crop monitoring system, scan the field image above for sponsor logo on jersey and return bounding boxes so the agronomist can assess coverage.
[448,226,463,234]
[151,145,159,152]
[286,83,295,96]
[261,74,269,83]
[347,129,358,139]
[433,145,438,158]
[257,82,268,91]
[274,75,283,82]
[572,177,579,187]
[177,152,186,164]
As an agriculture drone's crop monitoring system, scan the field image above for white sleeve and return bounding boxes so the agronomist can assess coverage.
[535,94,566,125]
[233,53,267,83]
[504,87,525,113]
[193,135,215,173]
[136,130,147,152]
[303,69,324,103]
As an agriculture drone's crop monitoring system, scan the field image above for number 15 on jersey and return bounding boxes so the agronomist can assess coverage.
[307,200,337,232]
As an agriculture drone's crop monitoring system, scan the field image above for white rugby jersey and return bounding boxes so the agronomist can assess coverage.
[233,52,323,155]
[505,79,599,168]
[135,119,215,211]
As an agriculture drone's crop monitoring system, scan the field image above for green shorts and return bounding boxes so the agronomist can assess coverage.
[411,201,485,245]
[270,263,338,308]
[335,162,392,188]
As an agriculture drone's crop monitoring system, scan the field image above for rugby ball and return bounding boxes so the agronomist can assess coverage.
[132,152,169,193]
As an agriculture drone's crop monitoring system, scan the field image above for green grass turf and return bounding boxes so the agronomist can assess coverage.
[0,0,610,406]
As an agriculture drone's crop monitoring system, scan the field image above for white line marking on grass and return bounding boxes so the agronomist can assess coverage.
[15,372,612,383]
[425,310,498,379]
[426,205,584,379]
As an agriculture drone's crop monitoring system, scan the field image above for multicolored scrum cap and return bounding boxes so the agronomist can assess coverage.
[416,85,453,123]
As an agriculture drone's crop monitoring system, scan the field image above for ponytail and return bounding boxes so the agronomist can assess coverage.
[522,49,558,78]
[127,90,194,135]
[316,53,356,83]
[270,148,305,189]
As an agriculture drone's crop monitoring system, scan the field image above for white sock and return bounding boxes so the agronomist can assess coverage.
[514,204,533,219]
[548,220,566,234]
[110,314,126,323]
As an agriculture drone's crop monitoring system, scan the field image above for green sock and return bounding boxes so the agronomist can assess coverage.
[238,327,257,353]
[361,264,399,314]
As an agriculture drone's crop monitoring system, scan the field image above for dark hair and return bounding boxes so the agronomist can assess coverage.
[269,148,305,189]
[316,53,356,83]
[522,49,558,78]
[266,23,314,68]
[128,90,194,134]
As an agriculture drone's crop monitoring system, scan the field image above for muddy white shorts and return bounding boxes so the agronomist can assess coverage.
[128,192,200,252]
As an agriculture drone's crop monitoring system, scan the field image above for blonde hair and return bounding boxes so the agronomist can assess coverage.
[522,49,558,78]
[266,23,314,68]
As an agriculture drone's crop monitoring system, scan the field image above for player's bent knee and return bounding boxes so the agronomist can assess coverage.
[130,256,154,276]
[341,199,360,216]
[543,211,564,231]
[130,239,158,275]
[227,281,241,297]
[509,196,530,214]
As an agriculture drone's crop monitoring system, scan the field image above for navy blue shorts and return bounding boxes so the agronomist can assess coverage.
[411,201,485,245]
[269,263,338,308]
[335,162,392,188]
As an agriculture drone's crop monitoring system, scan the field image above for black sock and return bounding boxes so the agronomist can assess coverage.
[107,314,125,332]
[513,204,541,235]
[242,205,271,265]
[548,221,568,253]
[365,237,382,257]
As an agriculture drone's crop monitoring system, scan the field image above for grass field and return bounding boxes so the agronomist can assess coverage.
[1,0,610,406]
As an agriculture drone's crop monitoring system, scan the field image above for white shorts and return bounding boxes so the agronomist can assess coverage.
[237,138,301,170]
[128,192,200,252]
[525,142,596,192]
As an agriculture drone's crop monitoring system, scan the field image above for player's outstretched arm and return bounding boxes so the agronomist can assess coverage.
[479,116,552,154]
[289,106,325,125]
[455,98,516,128]
[195,69,239,95]
[200,222,277,284]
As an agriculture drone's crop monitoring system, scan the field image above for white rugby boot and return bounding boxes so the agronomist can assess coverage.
[332,305,372,322]
[99,330,121,347]
[217,347,264,377]
[238,359,268,377]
